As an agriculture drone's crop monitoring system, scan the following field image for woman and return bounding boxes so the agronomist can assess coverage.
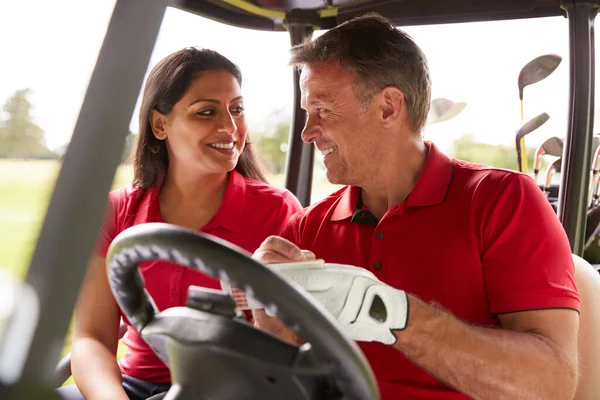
[57,47,302,400]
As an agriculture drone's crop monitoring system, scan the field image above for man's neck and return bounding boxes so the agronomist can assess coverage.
[361,139,427,219]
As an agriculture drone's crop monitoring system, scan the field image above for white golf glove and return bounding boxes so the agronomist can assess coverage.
[225,260,408,345]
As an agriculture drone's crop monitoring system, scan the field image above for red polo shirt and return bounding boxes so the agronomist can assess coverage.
[281,141,579,399]
[95,169,302,383]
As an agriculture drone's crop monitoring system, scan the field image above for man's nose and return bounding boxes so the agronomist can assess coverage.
[301,115,321,143]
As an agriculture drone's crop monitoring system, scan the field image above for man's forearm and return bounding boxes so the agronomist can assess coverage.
[392,295,578,400]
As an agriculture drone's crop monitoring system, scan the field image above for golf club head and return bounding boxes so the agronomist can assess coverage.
[534,136,564,174]
[592,135,600,170]
[518,54,562,100]
[544,158,562,189]
[516,112,551,140]
[427,98,467,125]
[592,135,600,152]
[541,136,564,157]
[551,157,562,173]
[584,205,600,263]
[515,113,550,172]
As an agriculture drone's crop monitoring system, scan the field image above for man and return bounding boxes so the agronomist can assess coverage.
[252,13,580,400]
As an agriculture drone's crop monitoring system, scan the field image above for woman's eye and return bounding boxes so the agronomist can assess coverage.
[196,109,215,117]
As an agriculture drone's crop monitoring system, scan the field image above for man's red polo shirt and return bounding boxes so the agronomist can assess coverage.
[281,141,579,399]
[95,169,302,383]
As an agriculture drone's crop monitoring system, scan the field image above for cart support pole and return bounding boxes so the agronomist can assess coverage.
[284,23,315,207]
[558,1,597,255]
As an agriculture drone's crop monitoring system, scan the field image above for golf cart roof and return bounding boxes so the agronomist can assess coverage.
[179,0,565,31]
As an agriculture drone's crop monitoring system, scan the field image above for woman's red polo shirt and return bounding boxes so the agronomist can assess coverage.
[95,170,302,383]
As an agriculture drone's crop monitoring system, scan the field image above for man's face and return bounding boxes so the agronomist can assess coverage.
[299,61,380,186]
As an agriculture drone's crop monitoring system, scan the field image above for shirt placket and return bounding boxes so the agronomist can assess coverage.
[369,204,405,282]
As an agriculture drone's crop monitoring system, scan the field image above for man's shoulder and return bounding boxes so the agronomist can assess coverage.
[451,158,533,193]
[448,158,546,217]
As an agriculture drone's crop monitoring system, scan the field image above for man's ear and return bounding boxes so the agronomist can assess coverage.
[378,86,404,126]
[150,109,169,140]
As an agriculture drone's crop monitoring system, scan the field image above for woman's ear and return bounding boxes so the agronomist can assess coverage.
[150,110,168,140]
[379,86,404,126]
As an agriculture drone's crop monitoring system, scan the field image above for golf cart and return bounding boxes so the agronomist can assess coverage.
[1,0,600,399]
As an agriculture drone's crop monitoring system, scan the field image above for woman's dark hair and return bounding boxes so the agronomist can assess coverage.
[132,47,267,188]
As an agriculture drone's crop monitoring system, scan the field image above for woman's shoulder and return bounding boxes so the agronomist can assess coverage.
[106,183,157,221]
[241,175,299,206]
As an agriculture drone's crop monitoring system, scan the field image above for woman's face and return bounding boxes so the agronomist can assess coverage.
[151,70,247,176]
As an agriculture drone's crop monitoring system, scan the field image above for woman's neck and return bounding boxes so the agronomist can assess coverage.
[157,165,230,229]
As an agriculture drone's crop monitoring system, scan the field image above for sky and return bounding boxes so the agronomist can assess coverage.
[0,1,592,155]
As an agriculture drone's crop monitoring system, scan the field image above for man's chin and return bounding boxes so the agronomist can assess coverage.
[325,170,348,186]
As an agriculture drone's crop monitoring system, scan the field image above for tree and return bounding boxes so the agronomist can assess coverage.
[450,133,535,171]
[0,88,56,159]
[255,110,291,174]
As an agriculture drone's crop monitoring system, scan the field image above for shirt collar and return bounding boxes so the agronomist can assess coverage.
[330,141,454,222]
[204,169,246,232]
[405,141,454,207]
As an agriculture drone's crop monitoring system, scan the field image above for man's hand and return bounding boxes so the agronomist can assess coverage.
[271,263,408,345]
[251,236,315,345]
[251,237,408,345]
[253,236,316,264]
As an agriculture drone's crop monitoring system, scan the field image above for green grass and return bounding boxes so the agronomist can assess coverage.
[0,160,134,280]
[0,159,340,386]
[0,159,134,386]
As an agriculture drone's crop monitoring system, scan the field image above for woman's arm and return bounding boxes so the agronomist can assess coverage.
[70,255,129,400]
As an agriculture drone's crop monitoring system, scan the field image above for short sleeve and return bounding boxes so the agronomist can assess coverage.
[275,190,303,236]
[94,189,122,258]
[279,207,307,246]
[480,173,580,314]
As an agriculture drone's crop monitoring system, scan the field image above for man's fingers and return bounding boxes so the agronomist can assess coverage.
[254,250,296,264]
[252,309,302,345]
[254,236,313,263]
[300,249,317,260]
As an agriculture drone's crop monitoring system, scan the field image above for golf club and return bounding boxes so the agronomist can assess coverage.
[588,135,600,207]
[533,136,563,184]
[517,54,562,173]
[543,157,562,197]
[515,112,550,173]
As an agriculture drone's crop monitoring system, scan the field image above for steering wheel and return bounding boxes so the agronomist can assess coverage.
[106,222,379,400]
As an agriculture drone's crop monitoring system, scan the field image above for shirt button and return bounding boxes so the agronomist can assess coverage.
[373,261,382,269]
[171,290,178,298]
[376,232,384,240]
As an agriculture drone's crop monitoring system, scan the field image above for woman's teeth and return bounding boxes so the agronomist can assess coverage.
[210,142,234,149]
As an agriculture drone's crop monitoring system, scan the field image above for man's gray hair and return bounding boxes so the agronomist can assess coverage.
[290,13,432,132]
